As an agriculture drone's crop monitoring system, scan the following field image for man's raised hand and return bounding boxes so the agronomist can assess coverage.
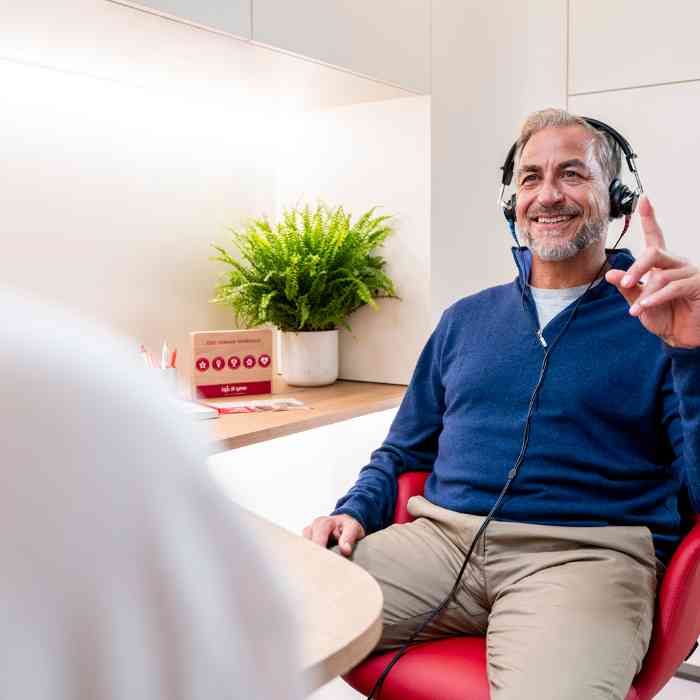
[302,514,366,556]
[605,195,700,349]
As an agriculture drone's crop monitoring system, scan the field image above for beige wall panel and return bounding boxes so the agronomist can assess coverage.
[569,82,700,265]
[431,0,567,323]
[570,0,700,95]
[274,97,432,385]
[253,0,431,93]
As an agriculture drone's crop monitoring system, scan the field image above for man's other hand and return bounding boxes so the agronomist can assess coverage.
[302,514,366,556]
[605,195,700,349]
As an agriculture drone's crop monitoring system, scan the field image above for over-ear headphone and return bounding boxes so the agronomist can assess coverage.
[499,116,644,225]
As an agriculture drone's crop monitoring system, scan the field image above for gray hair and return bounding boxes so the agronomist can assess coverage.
[514,108,621,186]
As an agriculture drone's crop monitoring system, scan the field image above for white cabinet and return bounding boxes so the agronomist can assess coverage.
[125,0,251,39]
[208,408,398,535]
[112,1,430,92]
[569,0,700,94]
[208,408,398,700]
[252,0,431,93]
[569,81,700,264]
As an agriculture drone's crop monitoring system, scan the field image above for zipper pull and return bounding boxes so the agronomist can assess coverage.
[536,329,548,348]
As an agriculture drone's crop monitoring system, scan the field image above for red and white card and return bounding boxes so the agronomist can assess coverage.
[190,329,273,399]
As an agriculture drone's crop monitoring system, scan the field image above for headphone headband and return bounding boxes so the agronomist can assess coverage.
[499,116,644,228]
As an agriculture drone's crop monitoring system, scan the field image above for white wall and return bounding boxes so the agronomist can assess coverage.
[275,96,432,384]
[0,57,274,386]
[430,0,567,323]
[0,0,411,389]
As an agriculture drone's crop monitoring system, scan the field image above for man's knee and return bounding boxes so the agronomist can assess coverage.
[486,615,652,700]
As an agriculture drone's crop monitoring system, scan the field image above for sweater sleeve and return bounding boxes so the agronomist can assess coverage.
[331,312,449,534]
[663,344,700,515]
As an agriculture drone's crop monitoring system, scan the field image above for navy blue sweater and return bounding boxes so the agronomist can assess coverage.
[333,248,700,565]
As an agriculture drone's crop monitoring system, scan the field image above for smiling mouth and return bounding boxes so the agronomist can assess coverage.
[531,214,577,224]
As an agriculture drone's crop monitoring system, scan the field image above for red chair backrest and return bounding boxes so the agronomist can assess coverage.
[634,513,700,699]
[393,471,430,524]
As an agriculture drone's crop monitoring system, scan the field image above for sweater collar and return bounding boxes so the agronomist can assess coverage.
[511,246,635,291]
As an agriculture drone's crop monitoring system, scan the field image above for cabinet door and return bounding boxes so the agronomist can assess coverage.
[252,0,430,93]
[569,0,700,94]
[569,81,700,264]
[132,0,251,39]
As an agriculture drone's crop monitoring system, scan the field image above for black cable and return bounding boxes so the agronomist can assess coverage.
[365,219,630,699]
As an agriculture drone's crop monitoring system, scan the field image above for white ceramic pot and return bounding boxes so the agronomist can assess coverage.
[281,330,339,387]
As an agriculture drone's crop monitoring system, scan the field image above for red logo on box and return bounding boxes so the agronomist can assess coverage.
[243,354,256,369]
[228,355,241,369]
[195,357,210,372]
[259,353,271,368]
[212,356,226,371]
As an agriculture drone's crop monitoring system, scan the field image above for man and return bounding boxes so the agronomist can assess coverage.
[303,109,700,699]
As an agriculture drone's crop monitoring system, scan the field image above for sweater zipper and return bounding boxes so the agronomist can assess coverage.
[519,281,548,350]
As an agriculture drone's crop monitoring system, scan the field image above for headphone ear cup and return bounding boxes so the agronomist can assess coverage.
[503,193,517,223]
[609,178,638,219]
[608,178,623,219]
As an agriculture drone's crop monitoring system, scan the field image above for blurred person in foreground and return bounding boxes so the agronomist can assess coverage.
[0,288,303,700]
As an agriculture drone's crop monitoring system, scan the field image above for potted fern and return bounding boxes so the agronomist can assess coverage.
[211,203,398,386]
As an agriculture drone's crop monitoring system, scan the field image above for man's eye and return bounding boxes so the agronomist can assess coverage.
[521,174,538,184]
[563,170,581,179]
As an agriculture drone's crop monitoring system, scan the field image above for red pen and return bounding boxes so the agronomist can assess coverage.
[170,349,177,368]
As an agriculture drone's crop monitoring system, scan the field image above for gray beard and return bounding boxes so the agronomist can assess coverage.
[524,217,607,261]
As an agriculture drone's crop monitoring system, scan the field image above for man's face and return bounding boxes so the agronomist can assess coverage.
[515,125,609,262]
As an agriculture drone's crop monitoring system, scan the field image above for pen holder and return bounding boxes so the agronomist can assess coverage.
[156,366,179,396]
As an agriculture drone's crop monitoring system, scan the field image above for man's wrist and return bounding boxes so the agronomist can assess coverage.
[330,507,368,534]
[664,338,700,350]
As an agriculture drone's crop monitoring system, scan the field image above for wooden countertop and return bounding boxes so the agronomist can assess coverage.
[206,377,406,453]
[239,506,384,690]
[206,377,401,686]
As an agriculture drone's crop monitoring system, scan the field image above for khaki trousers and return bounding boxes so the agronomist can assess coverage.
[343,496,660,700]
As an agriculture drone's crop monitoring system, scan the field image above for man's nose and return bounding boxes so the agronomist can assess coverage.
[537,179,564,207]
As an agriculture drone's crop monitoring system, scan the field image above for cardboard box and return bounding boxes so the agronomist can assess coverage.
[190,329,273,399]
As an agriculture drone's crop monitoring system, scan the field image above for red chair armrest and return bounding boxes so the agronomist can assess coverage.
[393,472,430,524]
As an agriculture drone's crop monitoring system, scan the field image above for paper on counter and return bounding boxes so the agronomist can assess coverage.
[201,398,308,414]
[176,400,220,420]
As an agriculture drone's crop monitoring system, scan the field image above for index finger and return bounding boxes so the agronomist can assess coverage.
[639,195,667,250]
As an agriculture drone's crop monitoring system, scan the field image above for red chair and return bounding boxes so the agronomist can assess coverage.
[344,472,700,700]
